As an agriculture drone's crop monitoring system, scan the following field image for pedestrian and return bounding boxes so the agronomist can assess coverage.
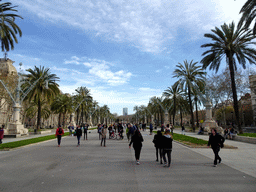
[207,129,225,167]
[181,124,185,135]
[152,130,163,163]
[55,126,64,147]
[161,124,165,132]
[142,123,146,131]
[170,124,174,134]
[76,125,83,147]
[149,123,153,135]
[83,124,88,140]
[0,125,4,144]
[129,130,144,165]
[224,128,229,139]
[98,124,102,140]
[101,125,107,147]
[108,124,113,139]
[162,129,173,167]
[68,124,73,136]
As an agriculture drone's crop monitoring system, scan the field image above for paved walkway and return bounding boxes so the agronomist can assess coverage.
[0,129,255,192]
[173,129,256,179]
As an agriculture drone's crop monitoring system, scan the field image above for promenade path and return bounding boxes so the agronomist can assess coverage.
[0,129,255,192]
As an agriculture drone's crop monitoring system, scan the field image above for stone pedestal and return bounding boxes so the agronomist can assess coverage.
[5,123,28,137]
[70,112,76,128]
[202,99,223,134]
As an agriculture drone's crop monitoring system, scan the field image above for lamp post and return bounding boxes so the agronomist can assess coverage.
[0,63,45,135]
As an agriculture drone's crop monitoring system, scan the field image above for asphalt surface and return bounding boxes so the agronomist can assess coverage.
[0,129,255,192]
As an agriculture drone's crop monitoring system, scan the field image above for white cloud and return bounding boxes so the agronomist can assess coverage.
[63,56,132,86]
[13,0,247,53]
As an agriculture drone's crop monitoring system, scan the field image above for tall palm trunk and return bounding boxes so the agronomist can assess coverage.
[173,99,176,126]
[180,106,183,126]
[188,86,195,131]
[58,112,61,127]
[228,53,242,133]
[195,97,199,128]
[37,99,41,130]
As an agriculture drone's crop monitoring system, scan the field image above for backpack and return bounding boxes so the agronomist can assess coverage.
[58,128,63,135]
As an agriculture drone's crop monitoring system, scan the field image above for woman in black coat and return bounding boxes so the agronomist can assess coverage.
[153,130,163,164]
[129,130,144,165]
[208,129,225,167]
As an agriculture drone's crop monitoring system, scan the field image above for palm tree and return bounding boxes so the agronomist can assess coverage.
[0,1,22,52]
[23,66,60,130]
[163,83,182,126]
[173,60,205,131]
[201,22,256,134]
[239,0,256,35]
[51,94,73,127]
[75,86,92,125]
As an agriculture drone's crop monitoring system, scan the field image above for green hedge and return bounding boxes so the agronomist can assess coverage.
[0,132,69,150]
[238,133,256,138]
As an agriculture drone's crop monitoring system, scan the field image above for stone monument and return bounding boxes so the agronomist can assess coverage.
[202,95,224,135]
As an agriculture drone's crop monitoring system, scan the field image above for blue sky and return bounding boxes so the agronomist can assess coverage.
[7,0,247,115]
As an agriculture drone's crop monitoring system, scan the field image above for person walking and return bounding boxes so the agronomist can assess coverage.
[55,126,64,147]
[0,125,4,144]
[162,129,173,167]
[208,129,225,167]
[153,130,163,163]
[149,123,153,135]
[101,125,107,147]
[83,124,88,140]
[98,124,102,140]
[76,125,83,147]
[129,130,144,165]
[181,124,185,135]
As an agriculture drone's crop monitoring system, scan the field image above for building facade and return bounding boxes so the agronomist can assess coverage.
[123,108,128,116]
[249,75,256,125]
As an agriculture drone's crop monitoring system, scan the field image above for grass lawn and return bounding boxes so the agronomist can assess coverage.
[153,131,208,147]
[0,132,69,150]
[172,133,208,146]
[238,133,256,138]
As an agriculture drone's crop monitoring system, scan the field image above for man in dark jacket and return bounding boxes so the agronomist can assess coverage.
[76,126,83,147]
[162,129,173,167]
[153,130,163,163]
[208,129,225,167]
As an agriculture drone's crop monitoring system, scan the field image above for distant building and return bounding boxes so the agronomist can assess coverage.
[249,75,256,125]
[0,57,17,76]
[123,108,128,116]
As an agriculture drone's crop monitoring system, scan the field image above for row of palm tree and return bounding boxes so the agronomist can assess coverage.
[134,1,256,134]
[133,60,205,131]
[21,66,115,129]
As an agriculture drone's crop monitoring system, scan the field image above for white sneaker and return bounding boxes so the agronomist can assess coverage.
[136,161,140,165]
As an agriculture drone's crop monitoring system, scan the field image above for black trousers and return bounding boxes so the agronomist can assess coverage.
[101,137,106,146]
[162,149,172,165]
[156,147,163,162]
[134,146,142,160]
[57,135,62,145]
[84,131,87,140]
[212,147,221,165]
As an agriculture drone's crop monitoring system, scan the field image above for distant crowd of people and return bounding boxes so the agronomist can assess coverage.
[0,121,225,168]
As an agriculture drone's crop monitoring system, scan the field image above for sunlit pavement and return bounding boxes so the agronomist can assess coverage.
[0,129,255,192]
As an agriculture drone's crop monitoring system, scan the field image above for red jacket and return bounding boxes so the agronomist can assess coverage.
[0,129,4,139]
[55,128,64,136]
